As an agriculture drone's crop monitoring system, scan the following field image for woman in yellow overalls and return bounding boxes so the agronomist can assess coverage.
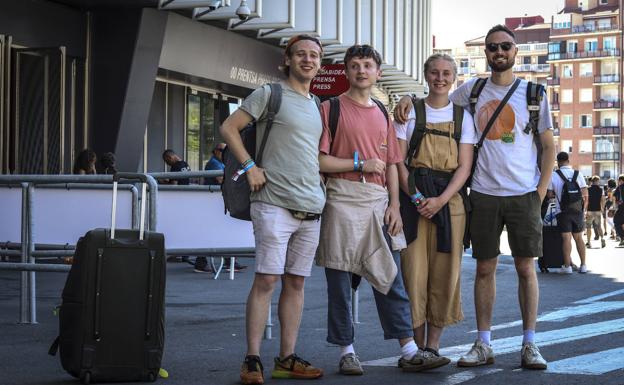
[394,53,475,371]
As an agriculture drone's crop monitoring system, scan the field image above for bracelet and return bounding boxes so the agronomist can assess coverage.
[232,160,256,181]
[353,151,359,171]
[410,192,425,207]
[358,160,364,172]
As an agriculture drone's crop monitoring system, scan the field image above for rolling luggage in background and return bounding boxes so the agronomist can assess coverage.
[539,200,563,273]
[49,173,166,384]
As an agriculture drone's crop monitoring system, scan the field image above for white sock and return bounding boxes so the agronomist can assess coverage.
[522,329,535,344]
[400,340,418,358]
[478,330,491,345]
[340,344,355,357]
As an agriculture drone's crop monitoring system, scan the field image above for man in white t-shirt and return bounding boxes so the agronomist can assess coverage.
[548,151,588,274]
[395,24,555,370]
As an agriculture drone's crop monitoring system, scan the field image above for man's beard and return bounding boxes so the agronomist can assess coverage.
[488,57,514,72]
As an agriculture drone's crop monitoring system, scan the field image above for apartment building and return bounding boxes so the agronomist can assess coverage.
[548,0,622,180]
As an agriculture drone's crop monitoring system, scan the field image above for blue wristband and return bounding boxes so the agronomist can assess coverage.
[353,151,359,171]
[410,192,425,206]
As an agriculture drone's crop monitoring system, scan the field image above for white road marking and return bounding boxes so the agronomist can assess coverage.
[362,317,624,366]
[469,301,624,332]
[574,288,624,304]
[442,368,503,385]
[546,347,624,375]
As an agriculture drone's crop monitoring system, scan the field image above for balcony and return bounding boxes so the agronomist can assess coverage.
[547,78,560,86]
[593,126,621,135]
[457,67,477,75]
[571,24,620,34]
[594,100,620,109]
[548,49,620,61]
[517,43,549,52]
[513,64,550,73]
[594,74,620,84]
[550,102,560,110]
[594,152,621,161]
[553,125,560,136]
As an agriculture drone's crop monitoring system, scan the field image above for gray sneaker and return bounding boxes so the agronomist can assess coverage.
[520,342,547,370]
[403,348,450,372]
[457,340,495,367]
[339,353,363,375]
[398,349,424,370]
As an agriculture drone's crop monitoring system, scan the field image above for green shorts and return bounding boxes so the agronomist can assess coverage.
[469,190,543,260]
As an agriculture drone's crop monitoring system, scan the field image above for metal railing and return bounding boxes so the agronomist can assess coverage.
[593,126,621,135]
[517,43,549,52]
[594,152,621,161]
[571,24,620,33]
[594,74,620,83]
[551,102,560,110]
[513,64,550,73]
[594,100,621,109]
[547,78,560,86]
[548,49,620,60]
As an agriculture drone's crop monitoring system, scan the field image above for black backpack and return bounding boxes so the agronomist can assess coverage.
[556,169,583,213]
[222,83,282,221]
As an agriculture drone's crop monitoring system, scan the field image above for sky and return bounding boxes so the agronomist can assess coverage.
[432,0,565,48]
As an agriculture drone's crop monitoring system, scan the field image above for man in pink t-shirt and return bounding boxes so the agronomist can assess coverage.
[315,45,421,375]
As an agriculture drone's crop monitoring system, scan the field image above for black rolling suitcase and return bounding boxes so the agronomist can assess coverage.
[539,201,563,272]
[49,173,166,384]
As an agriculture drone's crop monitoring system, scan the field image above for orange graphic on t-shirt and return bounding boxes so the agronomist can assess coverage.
[477,100,516,140]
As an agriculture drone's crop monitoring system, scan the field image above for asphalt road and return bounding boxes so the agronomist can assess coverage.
[1,232,623,385]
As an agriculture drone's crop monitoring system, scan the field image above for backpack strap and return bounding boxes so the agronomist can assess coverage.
[256,83,282,166]
[572,170,579,185]
[328,96,389,151]
[452,103,464,146]
[407,98,427,162]
[555,169,567,182]
[371,98,390,124]
[328,97,341,150]
[524,81,544,135]
[469,77,488,115]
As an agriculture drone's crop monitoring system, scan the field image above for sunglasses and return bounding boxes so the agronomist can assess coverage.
[346,44,375,56]
[486,42,514,53]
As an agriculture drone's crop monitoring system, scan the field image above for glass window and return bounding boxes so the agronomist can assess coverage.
[579,63,592,76]
[585,40,597,52]
[561,139,573,153]
[580,114,592,128]
[186,89,216,172]
[562,64,573,77]
[579,140,593,153]
[567,41,578,53]
[579,89,593,102]
[563,115,573,128]
[580,165,593,177]
[561,89,573,103]
[604,37,616,50]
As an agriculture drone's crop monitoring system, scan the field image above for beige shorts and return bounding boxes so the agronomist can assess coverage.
[250,201,321,277]
[585,211,602,229]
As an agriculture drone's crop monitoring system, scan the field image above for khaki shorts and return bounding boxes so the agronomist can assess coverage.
[585,211,602,229]
[469,190,543,259]
[250,201,321,276]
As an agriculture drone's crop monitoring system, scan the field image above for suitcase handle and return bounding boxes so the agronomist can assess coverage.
[111,173,150,240]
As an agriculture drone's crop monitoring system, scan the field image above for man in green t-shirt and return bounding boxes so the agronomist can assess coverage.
[220,34,325,385]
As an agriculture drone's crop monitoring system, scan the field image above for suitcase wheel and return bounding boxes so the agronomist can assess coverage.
[148,372,156,382]
[82,371,91,385]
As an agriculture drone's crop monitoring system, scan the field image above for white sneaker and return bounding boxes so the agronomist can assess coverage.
[521,342,547,370]
[579,264,588,274]
[559,265,573,274]
[457,340,494,367]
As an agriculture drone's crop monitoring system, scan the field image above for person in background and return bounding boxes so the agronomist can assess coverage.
[606,179,617,239]
[99,152,118,175]
[585,175,605,249]
[614,175,624,246]
[73,149,97,175]
[548,152,588,274]
[204,143,227,185]
[162,149,191,185]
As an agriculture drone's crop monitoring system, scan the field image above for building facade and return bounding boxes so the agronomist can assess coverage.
[0,0,432,174]
[547,0,622,180]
